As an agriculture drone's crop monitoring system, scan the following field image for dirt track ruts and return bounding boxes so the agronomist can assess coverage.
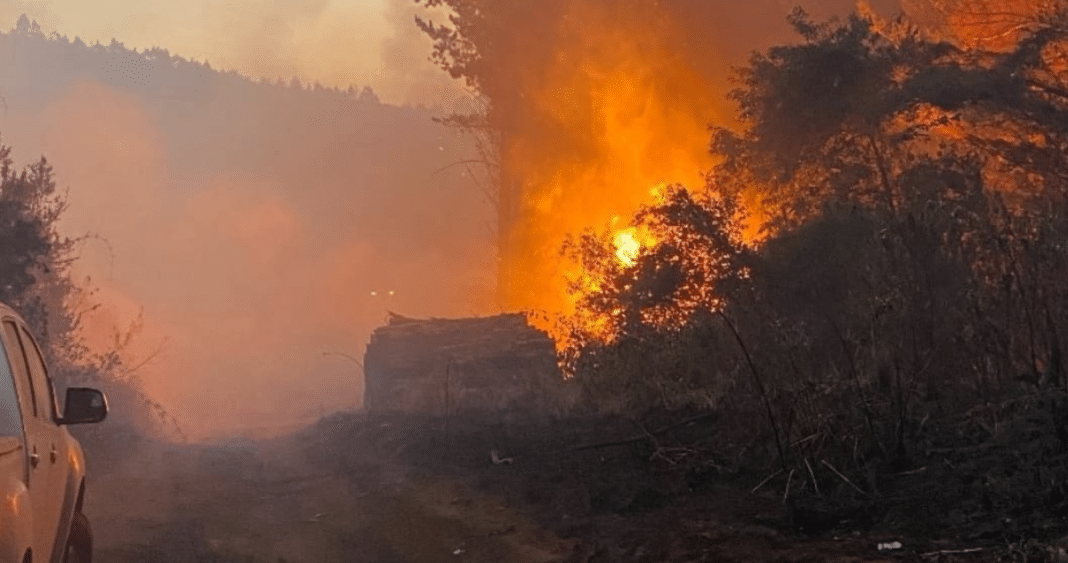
[85,430,572,563]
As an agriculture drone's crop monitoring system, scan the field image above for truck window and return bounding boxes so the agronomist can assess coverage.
[18,326,59,421]
[0,335,24,437]
[1,321,35,420]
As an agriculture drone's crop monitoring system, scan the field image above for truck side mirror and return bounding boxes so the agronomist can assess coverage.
[59,388,108,425]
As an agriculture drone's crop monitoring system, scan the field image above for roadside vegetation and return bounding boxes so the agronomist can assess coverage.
[0,138,174,460]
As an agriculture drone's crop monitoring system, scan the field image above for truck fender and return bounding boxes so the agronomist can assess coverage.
[0,476,34,563]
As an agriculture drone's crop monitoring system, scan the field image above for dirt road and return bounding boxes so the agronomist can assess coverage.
[85,430,574,563]
[79,414,1016,563]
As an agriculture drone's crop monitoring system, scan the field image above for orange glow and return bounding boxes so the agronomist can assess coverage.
[902,0,1047,50]
[500,2,729,325]
[69,450,82,474]
[612,222,657,268]
[613,229,641,267]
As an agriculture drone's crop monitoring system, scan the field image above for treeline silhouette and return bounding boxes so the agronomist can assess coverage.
[0,14,382,108]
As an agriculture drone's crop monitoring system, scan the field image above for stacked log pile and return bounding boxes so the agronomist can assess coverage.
[363,313,574,419]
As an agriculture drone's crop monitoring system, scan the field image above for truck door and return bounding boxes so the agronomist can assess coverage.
[17,324,71,554]
[16,325,67,485]
[1,319,63,562]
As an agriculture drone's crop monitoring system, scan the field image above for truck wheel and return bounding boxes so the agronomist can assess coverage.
[63,512,92,563]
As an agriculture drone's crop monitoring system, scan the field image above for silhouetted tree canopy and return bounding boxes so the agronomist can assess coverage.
[554,8,1068,491]
[0,145,60,304]
[713,8,1068,230]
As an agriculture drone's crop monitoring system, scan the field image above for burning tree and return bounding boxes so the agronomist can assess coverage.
[900,0,1062,48]
[551,6,1068,483]
[415,0,1068,474]
[415,0,738,315]
[553,184,753,412]
[407,0,1068,537]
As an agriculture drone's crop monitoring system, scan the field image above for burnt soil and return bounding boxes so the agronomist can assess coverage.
[76,408,1068,563]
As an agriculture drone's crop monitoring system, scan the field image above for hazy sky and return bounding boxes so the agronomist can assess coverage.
[0,0,460,105]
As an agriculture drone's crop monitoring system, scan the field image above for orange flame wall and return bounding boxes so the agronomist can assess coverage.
[492,0,884,316]
[498,1,726,316]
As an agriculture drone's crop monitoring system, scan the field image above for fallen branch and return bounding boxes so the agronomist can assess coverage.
[650,446,696,465]
[783,468,796,504]
[920,547,985,558]
[751,468,784,494]
[820,459,870,497]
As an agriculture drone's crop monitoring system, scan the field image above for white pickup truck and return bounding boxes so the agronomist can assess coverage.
[0,303,108,563]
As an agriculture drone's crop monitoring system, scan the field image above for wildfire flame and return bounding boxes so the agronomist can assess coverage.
[500,2,728,326]
[614,229,641,267]
[612,218,658,268]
